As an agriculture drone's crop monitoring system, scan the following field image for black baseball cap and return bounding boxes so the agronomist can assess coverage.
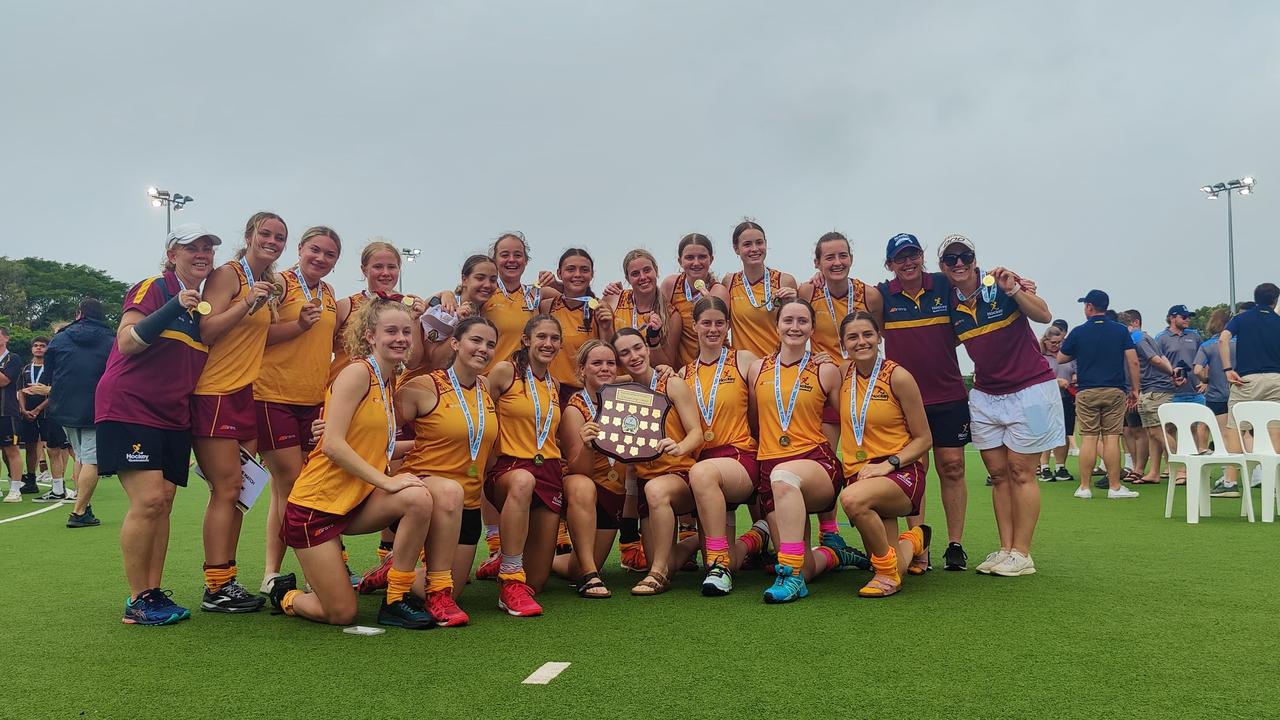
[1078,289,1109,309]
[1167,304,1194,318]
[885,233,923,261]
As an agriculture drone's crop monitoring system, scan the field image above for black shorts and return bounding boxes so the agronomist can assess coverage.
[1124,410,1142,429]
[924,399,971,448]
[459,507,481,546]
[96,420,193,487]
[20,417,69,448]
[0,417,21,447]
[1061,391,1077,437]
[596,502,620,531]
[1207,400,1228,417]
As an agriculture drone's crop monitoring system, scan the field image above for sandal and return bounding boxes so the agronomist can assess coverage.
[577,572,611,599]
[907,524,932,576]
[1131,477,1160,485]
[630,570,670,596]
[858,574,901,598]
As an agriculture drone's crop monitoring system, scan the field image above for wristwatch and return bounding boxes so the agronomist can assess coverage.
[887,455,901,469]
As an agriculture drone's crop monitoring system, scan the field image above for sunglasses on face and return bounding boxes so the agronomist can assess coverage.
[940,252,976,267]
[891,249,923,264]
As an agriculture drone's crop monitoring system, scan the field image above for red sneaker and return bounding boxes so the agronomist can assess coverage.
[620,541,648,572]
[425,590,469,627]
[498,580,543,617]
[356,552,394,594]
[475,552,501,581]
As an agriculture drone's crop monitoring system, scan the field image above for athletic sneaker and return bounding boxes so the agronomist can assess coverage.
[425,590,470,627]
[984,476,994,487]
[33,489,67,503]
[498,580,543,617]
[1251,467,1262,488]
[1107,486,1139,499]
[64,489,78,501]
[827,536,871,571]
[762,565,808,604]
[475,552,501,580]
[701,563,733,597]
[201,579,265,613]
[66,506,100,527]
[143,588,191,621]
[20,476,39,494]
[356,552,394,594]
[1038,466,1053,481]
[975,549,1010,575]
[267,573,298,613]
[260,573,282,595]
[1053,467,1073,482]
[378,595,435,629]
[620,542,648,572]
[990,551,1036,577]
[943,542,967,571]
[3,487,22,503]
[1091,466,1106,477]
[1093,476,1110,490]
[1073,487,1092,499]
[122,590,182,626]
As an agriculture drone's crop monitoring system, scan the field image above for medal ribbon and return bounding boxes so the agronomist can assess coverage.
[694,348,727,427]
[773,351,810,433]
[579,389,597,419]
[526,366,555,451]
[849,355,883,449]
[366,358,397,462]
[742,268,773,309]
[30,363,43,386]
[239,257,256,286]
[293,266,322,303]
[447,368,485,462]
[500,282,539,311]
[822,284,850,359]
[683,276,703,303]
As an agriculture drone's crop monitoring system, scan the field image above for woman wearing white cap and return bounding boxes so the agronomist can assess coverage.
[939,234,1061,578]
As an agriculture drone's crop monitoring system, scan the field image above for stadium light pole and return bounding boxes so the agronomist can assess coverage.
[147,187,194,234]
[1199,176,1255,311]
[400,247,422,293]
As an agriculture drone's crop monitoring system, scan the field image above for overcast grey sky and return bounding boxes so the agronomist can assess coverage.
[2,2,1277,351]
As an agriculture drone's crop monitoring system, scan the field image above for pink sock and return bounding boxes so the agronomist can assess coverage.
[779,541,806,557]
[819,519,840,534]
[813,545,838,570]
[704,536,729,552]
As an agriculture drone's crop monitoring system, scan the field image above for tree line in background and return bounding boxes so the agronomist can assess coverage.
[0,257,128,356]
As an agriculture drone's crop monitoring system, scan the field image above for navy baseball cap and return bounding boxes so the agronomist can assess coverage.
[1077,289,1109,308]
[885,233,923,260]
[1167,304,1194,318]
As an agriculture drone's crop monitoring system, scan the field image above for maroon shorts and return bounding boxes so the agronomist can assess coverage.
[636,469,691,519]
[844,459,928,518]
[191,385,256,441]
[756,443,843,515]
[698,444,759,508]
[821,404,839,426]
[282,500,358,550]
[596,483,624,530]
[485,455,565,513]
[256,401,322,452]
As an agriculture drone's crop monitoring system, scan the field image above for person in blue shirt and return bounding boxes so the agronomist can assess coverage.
[1195,308,1242,497]
[1221,282,1280,458]
[1059,290,1140,499]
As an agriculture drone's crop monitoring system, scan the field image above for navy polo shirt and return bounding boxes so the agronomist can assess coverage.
[1226,306,1280,375]
[1061,315,1135,390]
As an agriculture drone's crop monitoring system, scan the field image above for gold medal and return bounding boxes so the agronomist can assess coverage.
[402,295,415,307]
[195,301,212,315]
[855,450,867,462]
[693,279,707,292]
[533,453,545,466]
[703,430,715,443]
[467,463,478,478]
[779,434,791,448]
[607,469,619,482]
[587,298,600,310]
[308,297,322,308]
[982,274,996,287]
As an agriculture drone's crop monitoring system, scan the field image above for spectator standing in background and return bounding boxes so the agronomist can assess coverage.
[0,328,29,502]
[1037,324,1074,482]
[1196,308,1242,497]
[18,337,71,500]
[1221,283,1280,463]
[1121,309,1181,484]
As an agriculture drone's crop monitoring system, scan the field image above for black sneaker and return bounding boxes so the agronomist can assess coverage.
[66,505,101,528]
[1094,476,1110,490]
[1038,466,1053,481]
[985,476,994,486]
[33,489,67,503]
[20,475,39,494]
[378,595,435,629]
[201,579,266,613]
[268,573,298,613]
[1091,466,1107,477]
[1053,467,1074,482]
[943,542,967,571]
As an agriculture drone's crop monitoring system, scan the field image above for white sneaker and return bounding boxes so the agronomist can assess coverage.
[3,488,22,503]
[975,550,1010,574]
[700,565,733,597]
[260,573,282,595]
[1108,486,1140,499]
[37,471,53,484]
[64,489,78,501]
[991,551,1036,577]
[1251,467,1262,489]
[1073,487,1092,499]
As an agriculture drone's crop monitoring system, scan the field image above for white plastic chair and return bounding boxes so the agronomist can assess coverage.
[1230,400,1280,523]
[1158,402,1251,523]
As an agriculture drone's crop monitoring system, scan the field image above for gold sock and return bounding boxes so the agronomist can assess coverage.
[386,568,416,604]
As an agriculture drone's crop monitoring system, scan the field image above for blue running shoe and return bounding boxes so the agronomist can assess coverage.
[762,565,809,604]
[144,588,191,621]
[122,591,182,626]
[821,532,872,571]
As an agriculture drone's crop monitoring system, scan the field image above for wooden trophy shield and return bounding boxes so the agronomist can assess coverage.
[590,382,670,463]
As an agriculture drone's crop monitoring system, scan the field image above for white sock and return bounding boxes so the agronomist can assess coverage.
[8,479,19,492]
[52,478,65,494]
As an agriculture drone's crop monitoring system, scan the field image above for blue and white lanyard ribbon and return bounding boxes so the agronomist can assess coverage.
[849,356,883,448]
[527,366,555,451]
[579,389,597,419]
[293,267,322,303]
[366,358,397,462]
[694,348,728,427]
[822,284,850,358]
[29,363,43,385]
[774,351,810,433]
[955,268,997,304]
[239,257,256,286]
[683,277,703,303]
[742,268,773,309]
[501,282,539,311]
[447,368,485,462]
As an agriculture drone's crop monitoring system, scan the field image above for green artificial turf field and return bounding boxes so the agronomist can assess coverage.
[1,453,1274,719]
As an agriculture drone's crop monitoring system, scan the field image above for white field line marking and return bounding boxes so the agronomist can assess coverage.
[522,662,571,685]
[0,501,68,525]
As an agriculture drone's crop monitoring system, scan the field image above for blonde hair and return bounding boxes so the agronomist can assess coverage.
[360,239,401,270]
[1040,325,1065,353]
[298,226,342,254]
[235,211,287,276]
[622,249,670,343]
[343,296,412,359]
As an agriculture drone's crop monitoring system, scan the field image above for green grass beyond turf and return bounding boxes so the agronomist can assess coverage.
[1,454,1274,719]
